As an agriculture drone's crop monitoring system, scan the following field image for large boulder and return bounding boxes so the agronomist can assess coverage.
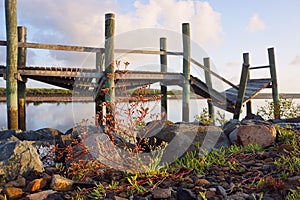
[0,141,44,181]
[236,125,277,147]
[142,123,230,164]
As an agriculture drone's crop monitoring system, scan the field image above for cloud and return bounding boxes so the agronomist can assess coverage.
[1,0,223,68]
[246,13,265,32]
[289,55,300,66]
[226,60,240,67]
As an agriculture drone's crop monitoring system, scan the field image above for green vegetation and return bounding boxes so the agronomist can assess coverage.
[0,87,72,95]
[257,96,300,119]
[194,107,228,126]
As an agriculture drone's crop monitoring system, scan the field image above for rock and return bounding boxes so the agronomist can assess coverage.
[150,124,229,164]
[241,119,271,126]
[0,141,44,181]
[115,196,128,200]
[0,130,17,141]
[26,190,57,200]
[236,125,276,147]
[26,178,48,192]
[152,187,172,199]
[194,178,210,186]
[222,119,240,135]
[14,129,55,142]
[51,174,73,192]
[216,185,227,199]
[4,187,24,200]
[243,113,265,121]
[229,128,238,144]
[177,187,196,200]
[227,192,249,200]
[5,176,26,188]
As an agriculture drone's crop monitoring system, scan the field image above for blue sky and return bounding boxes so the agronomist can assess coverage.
[0,0,299,92]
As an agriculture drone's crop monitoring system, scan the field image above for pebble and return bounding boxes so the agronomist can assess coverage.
[152,187,172,199]
[177,187,196,200]
[216,185,227,198]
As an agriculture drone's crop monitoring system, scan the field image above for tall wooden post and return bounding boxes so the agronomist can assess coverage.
[160,38,168,119]
[17,26,27,130]
[95,50,105,126]
[104,13,115,124]
[182,23,191,122]
[233,53,250,119]
[268,47,280,119]
[5,0,18,130]
[204,57,215,124]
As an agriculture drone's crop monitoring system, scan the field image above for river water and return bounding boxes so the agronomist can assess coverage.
[0,99,270,133]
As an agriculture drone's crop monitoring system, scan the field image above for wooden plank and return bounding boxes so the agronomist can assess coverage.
[225,79,272,104]
[191,58,239,90]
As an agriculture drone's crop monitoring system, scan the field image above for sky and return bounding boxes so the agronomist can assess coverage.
[0,0,300,131]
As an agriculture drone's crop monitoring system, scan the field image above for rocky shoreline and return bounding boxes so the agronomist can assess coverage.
[0,117,300,199]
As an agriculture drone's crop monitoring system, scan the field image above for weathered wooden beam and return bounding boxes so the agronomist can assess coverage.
[268,47,280,119]
[5,0,18,130]
[18,41,104,53]
[182,23,191,122]
[191,58,239,90]
[1,40,184,56]
[204,57,215,124]
[233,53,250,119]
[18,68,102,78]
[17,26,27,131]
[160,38,168,118]
[104,13,115,124]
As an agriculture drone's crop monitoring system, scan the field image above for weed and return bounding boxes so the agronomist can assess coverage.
[286,187,300,200]
[257,96,300,119]
[199,191,207,200]
[87,183,106,199]
[126,173,146,194]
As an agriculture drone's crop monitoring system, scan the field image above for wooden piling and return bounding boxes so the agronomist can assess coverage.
[160,38,168,119]
[104,13,115,123]
[182,23,191,122]
[268,47,280,119]
[233,53,250,119]
[17,26,27,131]
[5,0,18,130]
[204,57,215,124]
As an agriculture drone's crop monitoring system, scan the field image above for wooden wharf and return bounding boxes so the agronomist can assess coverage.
[1,1,281,130]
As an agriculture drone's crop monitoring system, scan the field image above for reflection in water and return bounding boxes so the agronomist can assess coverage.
[0,99,269,132]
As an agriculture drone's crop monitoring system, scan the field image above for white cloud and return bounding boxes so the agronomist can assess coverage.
[246,13,265,32]
[289,55,300,66]
[1,0,223,67]
[226,60,240,67]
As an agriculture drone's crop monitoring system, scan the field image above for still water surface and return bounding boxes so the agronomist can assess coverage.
[0,99,268,132]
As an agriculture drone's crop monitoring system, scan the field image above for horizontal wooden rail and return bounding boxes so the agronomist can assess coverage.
[1,40,183,56]
[191,58,239,90]
[249,65,270,70]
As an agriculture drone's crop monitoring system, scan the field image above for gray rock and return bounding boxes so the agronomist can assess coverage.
[177,187,196,200]
[0,141,44,181]
[152,187,172,199]
[222,119,240,135]
[216,185,227,199]
[149,124,229,164]
[229,128,238,145]
[227,192,249,200]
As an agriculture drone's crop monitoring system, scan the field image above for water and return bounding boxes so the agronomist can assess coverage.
[0,99,273,133]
